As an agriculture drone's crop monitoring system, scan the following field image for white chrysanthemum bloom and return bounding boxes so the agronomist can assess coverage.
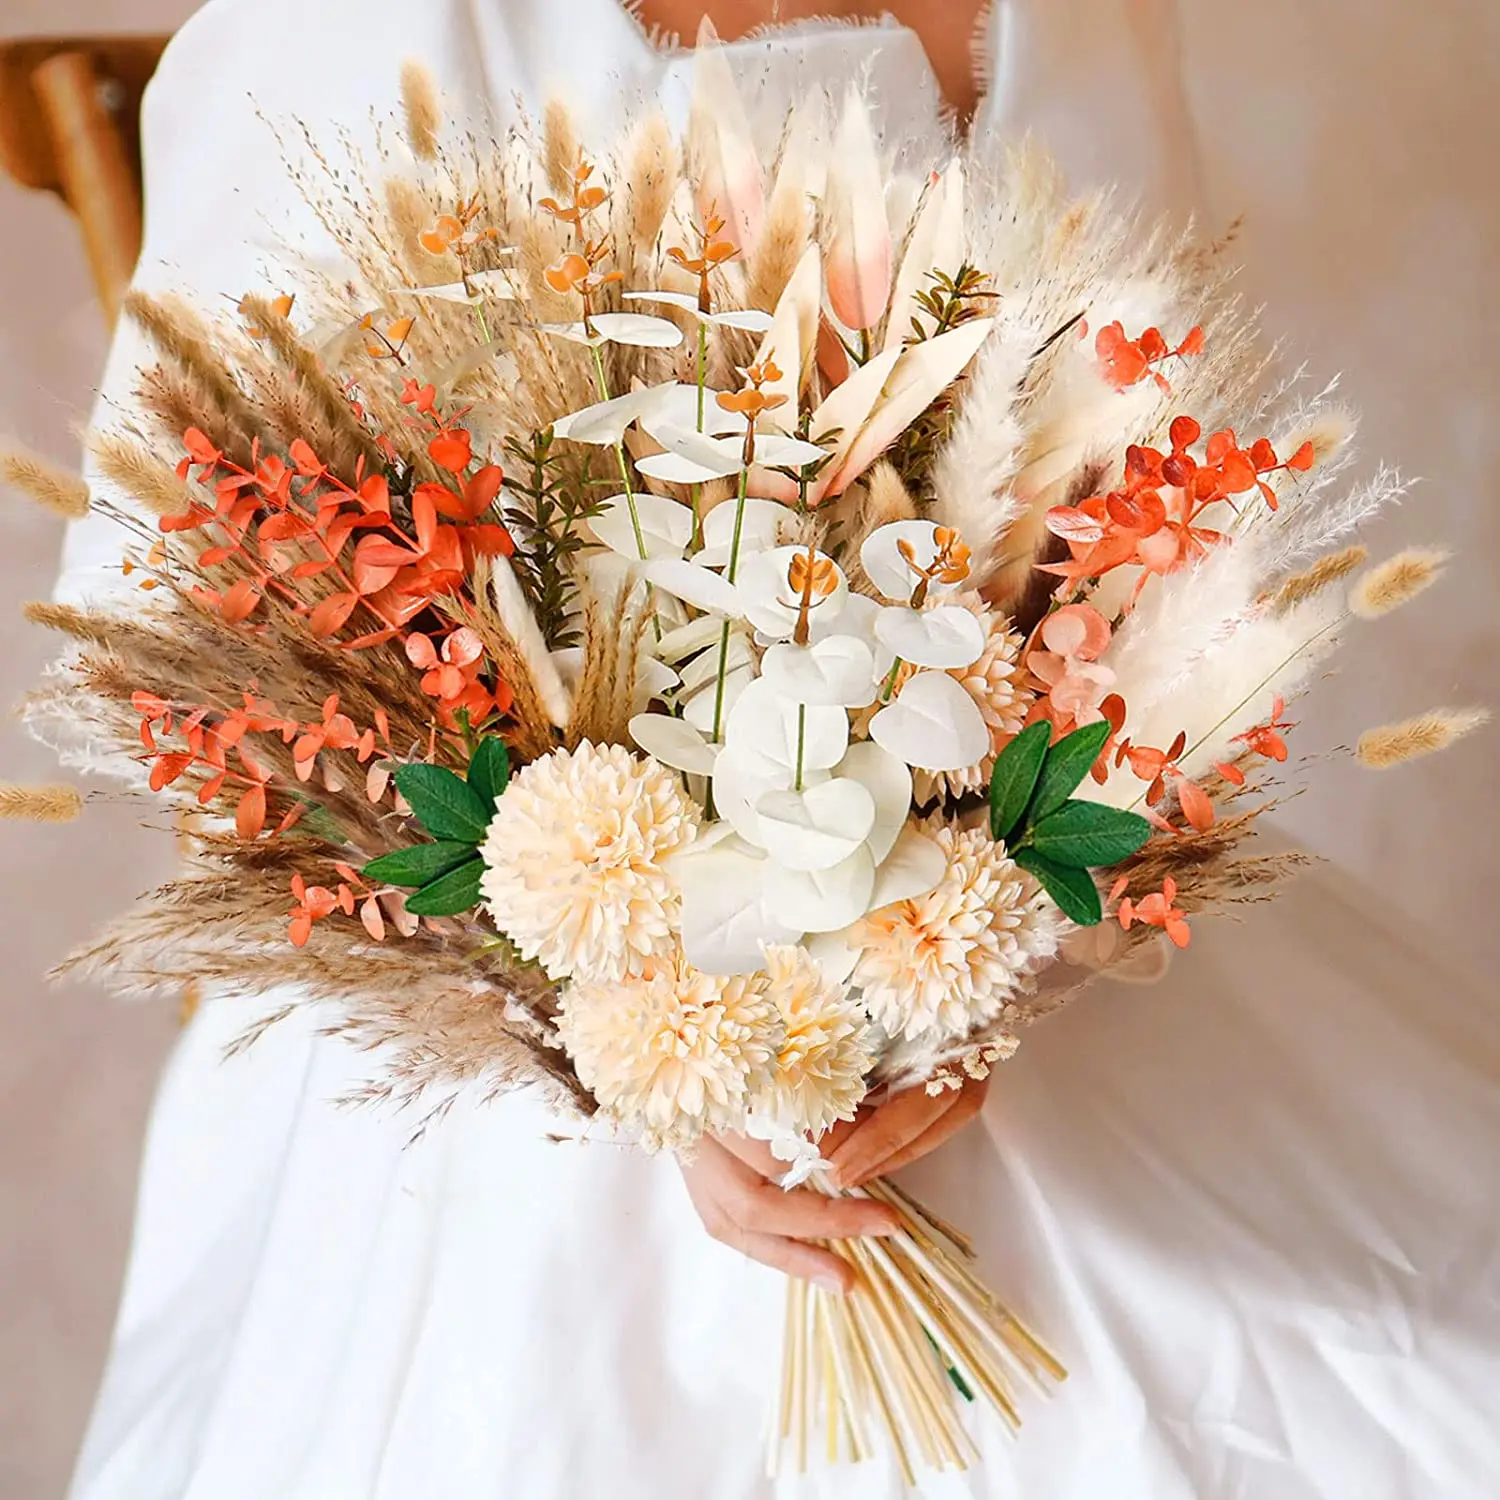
[479,741,699,984]
[913,595,1033,804]
[847,820,1065,1042]
[558,948,779,1149]
[753,946,876,1139]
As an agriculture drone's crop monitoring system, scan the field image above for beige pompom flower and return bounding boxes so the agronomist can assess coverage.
[911,595,1033,804]
[558,948,779,1149]
[480,741,699,984]
[847,820,1064,1042]
[754,946,876,1139]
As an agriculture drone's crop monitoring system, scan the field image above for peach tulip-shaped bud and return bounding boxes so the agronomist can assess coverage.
[824,91,892,333]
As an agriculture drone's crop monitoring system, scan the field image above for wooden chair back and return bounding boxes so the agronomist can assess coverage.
[0,35,171,326]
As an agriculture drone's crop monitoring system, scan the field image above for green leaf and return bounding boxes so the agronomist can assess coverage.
[362,840,478,889]
[1027,719,1112,824]
[1029,801,1152,869]
[1014,848,1103,926]
[393,763,491,843]
[404,856,486,917]
[988,721,1051,843]
[466,737,511,812]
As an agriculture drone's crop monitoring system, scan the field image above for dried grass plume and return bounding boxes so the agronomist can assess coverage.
[0,782,84,822]
[399,61,442,162]
[1351,547,1450,619]
[1,444,91,520]
[1356,707,1489,768]
[1270,545,1368,612]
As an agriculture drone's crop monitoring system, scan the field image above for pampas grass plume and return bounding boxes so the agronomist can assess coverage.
[544,99,581,195]
[400,61,442,162]
[1271,544,1368,612]
[0,782,84,822]
[1356,707,1489,768]
[89,431,194,519]
[1350,547,1449,619]
[1,444,90,520]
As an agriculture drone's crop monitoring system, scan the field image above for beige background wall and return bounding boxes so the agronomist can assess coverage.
[1,7,197,1497]
[1,3,1496,1498]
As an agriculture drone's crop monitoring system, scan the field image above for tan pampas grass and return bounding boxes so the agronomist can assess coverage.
[124,291,259,444]
[1350,547,1450,619]
[399,61,442,163]
[1269,544,1369,612]
[0,444,91,520]
[0,782,83,822]
[238,293,382,473]
[621,112,679,265]
[21,600,118,648]
[1356,708,1489,768]
[88,431,195,519]
[385,175,437,271]
[543,98,581,196]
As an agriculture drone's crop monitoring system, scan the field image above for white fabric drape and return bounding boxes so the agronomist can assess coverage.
[64,4,1500,1497]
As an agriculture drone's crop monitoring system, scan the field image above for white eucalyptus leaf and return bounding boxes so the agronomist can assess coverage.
[764,847,877,934]
[755,778,877,872]
[868,825,947,910]
[629,713,720,775]
[869,670,991,771]
[760,636,877,707]
[592,492,695,561]
[833,741,912,864]
[874,603,987,669]
[679,845,802,975]
[642,557,744,616]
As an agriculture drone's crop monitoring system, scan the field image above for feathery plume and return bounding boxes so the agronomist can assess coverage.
[0,444,90,520]
[125,291,259,442]
[1269,544,1368,612]
[399,61,442,162]
[543,98,581,196]
[88,431,194,519]
[0,782,84,822]
[1356,708,1489,768]
[21,600,117,647]
[1350,547,1449,619]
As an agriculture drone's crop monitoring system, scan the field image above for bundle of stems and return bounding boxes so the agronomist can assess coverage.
[772,1178,1065,1483]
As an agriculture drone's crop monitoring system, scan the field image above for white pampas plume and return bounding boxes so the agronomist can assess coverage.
[1349,547,1449,619]
[750,101,826,312]
[928,326,1028,583]
[486,559,572,728]
[1356,708,1488,768]
[1085,571,1342,807]
[1256,464,1411,577]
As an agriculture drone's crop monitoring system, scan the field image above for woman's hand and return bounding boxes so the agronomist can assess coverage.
[678,1135,899,1293]
[826,1075,991,1190]
[678,1076,990,1290]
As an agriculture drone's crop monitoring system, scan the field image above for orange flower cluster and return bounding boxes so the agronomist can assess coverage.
[1114,728,1214,833]
[667,207,738,313]
[171,397,512,658]
[1219,697,1296,786]
[898,525,971,608]
[1042,416,1317,605]
[1110,875,1191,948]
[134,688,388,840]
[717,359,786,422]
[1095,320,1205,394]
[288,861,422,947]
[420,195,499,259]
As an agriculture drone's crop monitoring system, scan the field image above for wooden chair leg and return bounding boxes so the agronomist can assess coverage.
[31,50,144,327]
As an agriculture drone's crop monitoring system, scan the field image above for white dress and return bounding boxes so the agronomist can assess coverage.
[62,4,1500,1498]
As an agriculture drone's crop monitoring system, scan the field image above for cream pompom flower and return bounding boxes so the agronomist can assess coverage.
[558,948,779,1149]
[910,596,1033,804]
[479,741,699,984]
[847,820,1065,1042]
[753,946,876,1140]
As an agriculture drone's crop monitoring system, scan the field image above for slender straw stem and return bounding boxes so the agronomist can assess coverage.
[708,462,753,745]
[794,705,807,792]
